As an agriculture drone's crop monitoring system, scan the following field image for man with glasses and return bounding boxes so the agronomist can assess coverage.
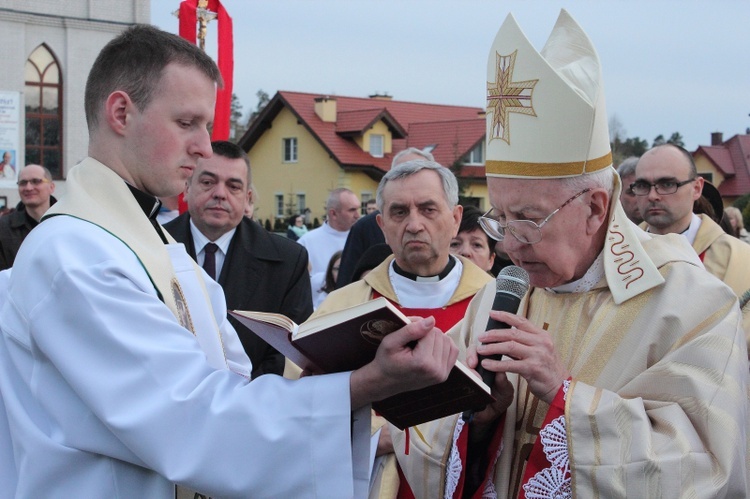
[0,164,56,270]
[392,11,749,498]
[635,143,750,344]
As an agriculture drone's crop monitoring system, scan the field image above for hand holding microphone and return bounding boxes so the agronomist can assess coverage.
[476,265,570,405]
[477,266,530,389]
[462,266,529,423]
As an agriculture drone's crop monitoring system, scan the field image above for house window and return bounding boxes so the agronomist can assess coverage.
[25,44,63,179]
[698,172,713,183]
[283,137,298,162]
[370,134,384,158]
[464,142,483,165]
[296,194,306,214]
[275,194,284,217]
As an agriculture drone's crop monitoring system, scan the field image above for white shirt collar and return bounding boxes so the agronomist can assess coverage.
[189,219,236,278]
[680,213,702,245]
[189,220,235,254]
[387,258,463,308]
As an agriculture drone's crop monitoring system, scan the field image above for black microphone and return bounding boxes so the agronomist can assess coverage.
[478,265,530,389]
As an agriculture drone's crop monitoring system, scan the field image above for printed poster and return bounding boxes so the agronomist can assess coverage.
[0,91,21,187]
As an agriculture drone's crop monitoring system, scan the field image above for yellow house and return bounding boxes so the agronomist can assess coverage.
[693,132,750,206]
[237,91,488,227]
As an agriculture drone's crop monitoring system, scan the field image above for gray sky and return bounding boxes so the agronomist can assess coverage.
[150,0,750,152]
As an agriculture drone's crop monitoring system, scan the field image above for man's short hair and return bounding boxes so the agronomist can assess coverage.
[365,198,377,206]
[652,143,698,178]
[559,167,615,198]
[391,147,435,165]
[210,141,251,185]
[376,159,459,212]
[84,24,222,131]
[616,156,640,178]
[21,164,53,182]
[326,188,355,212]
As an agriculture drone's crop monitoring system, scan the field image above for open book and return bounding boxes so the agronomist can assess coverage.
[229,297,494,429]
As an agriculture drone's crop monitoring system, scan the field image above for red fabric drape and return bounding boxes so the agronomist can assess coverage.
[177,0,234,141]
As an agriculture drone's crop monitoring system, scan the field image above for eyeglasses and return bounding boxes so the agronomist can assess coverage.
[629,178,695,196]
[17,178,50,187]
[479,188,591,245]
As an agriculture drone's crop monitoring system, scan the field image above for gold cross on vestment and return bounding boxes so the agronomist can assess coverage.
[487,50,538,144]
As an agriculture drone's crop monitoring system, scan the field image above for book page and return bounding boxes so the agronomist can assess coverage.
[231,310,298,334]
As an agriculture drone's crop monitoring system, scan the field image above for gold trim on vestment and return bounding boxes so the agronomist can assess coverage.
[485,152,612,177]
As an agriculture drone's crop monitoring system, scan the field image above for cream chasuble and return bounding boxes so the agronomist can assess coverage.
[407,232,750,498]
[691,213,750,347]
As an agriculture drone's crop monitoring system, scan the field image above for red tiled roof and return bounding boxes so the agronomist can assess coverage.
[699,146,734,176]
[239,91,485,179]
[335,108,405,138]
[406,119,485,168]
[695,134,750,197]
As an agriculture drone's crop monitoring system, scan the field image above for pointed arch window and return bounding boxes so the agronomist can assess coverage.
[25,44,63,179]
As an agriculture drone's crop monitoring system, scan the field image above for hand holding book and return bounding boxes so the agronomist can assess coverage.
[230,298,494,429]
[349,315,458,412]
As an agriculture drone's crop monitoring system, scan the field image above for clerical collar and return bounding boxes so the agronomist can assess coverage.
[392,255,456,282]
[126,183,162,220]
[125,182,168,243]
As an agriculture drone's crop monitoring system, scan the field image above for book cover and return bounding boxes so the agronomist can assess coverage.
[229,298,494,429]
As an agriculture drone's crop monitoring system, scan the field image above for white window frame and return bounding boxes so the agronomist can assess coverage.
[283,137,298,163]
[275,194,284,218]
[465,142,483,165]
[370,134,384,158]
[296,193,306,214]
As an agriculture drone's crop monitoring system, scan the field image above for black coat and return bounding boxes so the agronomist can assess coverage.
[0,197,57,271]
[336,212,386,288]
[165,214,313,378]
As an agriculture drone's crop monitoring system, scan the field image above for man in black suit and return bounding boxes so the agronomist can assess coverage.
[165,141,312,378]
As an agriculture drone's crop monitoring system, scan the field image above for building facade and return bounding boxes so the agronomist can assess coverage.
[0,1,149,207]
[694,132,750,207]
[238,91,489,227]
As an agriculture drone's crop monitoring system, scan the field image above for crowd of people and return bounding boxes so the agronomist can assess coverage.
[0,10,748,499]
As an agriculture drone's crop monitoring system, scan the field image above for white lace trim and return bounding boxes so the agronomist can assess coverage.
[444,418,465,499]
[482,476,498,499]
[548,251,604,294]
[562,379,571,399]
[480,440,502,499]
[522,415,571,499]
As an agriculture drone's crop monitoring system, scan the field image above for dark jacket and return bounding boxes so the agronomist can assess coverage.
[336,212,386,288]
[0,198,57,270]
[165,214,313,377]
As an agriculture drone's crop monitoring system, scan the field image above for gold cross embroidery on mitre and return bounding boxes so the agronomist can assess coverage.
[487,50,538,144]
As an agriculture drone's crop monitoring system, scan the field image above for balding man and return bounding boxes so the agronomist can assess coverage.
[634,143,750,344]
[0,164,56,270]
[297,187,360,305]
